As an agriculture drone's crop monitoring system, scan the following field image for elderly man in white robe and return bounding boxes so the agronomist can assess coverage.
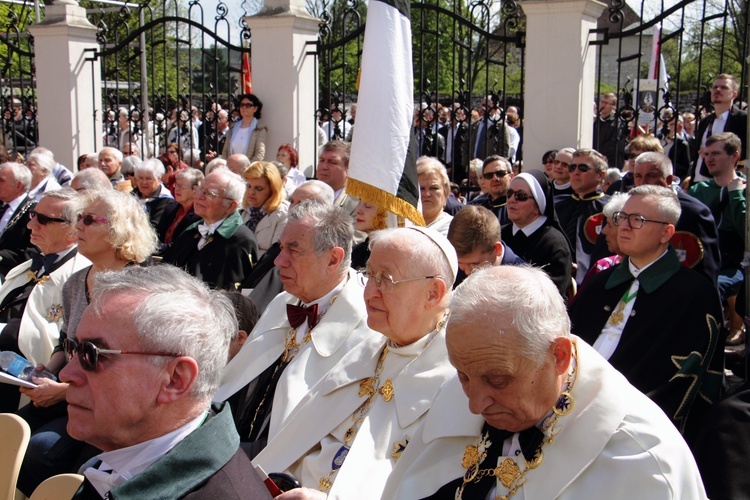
[382,265,708,499]
[254,226,458,500]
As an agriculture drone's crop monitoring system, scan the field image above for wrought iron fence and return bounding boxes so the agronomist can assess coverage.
[591,0,748,172]
[314,0,525,182]
[0,2,37,157]
[84,0,253,161]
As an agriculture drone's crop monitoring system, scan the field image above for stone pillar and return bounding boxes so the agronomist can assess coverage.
[519,0,605,170]
[28,1,101,171]
[246,0,320,176]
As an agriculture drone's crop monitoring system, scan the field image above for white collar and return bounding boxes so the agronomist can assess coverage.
[628,248,668,278]
[87,411,207,497]
[511,215,547,236]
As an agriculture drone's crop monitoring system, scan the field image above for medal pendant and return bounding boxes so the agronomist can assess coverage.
[319,478,332,491]
[380,379,394,401]
[359,378,375,397]
[498,458,521,488]
[462,444,479,469]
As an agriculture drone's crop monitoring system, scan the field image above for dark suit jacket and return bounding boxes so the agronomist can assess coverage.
[692,107,748,178]
[155,201,201,247]
[675,190,720,286]
[0,196,36,277]
[164,211,258,290]
[469,118,510,160]
[666,134,693,180]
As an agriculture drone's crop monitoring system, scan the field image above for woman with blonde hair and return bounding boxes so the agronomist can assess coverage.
[241,161,288,257]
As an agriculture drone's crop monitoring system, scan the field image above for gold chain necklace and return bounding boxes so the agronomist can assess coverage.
[456,344,578,500]
[319,345,394,492]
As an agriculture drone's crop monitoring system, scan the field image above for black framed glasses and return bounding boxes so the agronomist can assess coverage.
[63,338,182,372]
[30,210,68,225]
[567,163,593,173]
[482,170,509,180]
[357,270,440,293]
[239,102,256,108]
[77,213,109,226]
[612,211,670,229]
[506,189,532,202]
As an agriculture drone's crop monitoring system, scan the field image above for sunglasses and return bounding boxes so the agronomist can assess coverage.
[482,170,509,180]
[544,158,556,164]
[30,210,68,225]
[567,163,594,173]
[506,189,532,202]
[77,213,110,226]
[63,338,182,372]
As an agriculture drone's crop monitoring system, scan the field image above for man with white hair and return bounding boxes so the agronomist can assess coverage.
[29,147,73,187]
[288,180,335,209]
[26,152,62,201]
[0,162,36,276]
[70,168,112,193]
[61,266,271,499]
[164,167,258,290]
[256,227,457,500]
[97,147,130,192]
[383,265,707,499]
[570,185,723,445]
[216,202,376,456]
[226,153,251,176]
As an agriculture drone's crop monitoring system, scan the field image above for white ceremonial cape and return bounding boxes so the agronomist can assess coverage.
[381,337,708,500]
[253,326,456,500]
[5,252,91,366]
[213,268,377,436]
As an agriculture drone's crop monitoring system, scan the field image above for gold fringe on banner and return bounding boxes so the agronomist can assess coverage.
[346,178,425,227]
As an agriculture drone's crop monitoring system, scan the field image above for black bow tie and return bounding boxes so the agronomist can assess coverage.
[491,423,546,462]
[286,303,319,330]
[30,252,59,275]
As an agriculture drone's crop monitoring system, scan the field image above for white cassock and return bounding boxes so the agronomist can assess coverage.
[254,325,455,500]
[381,337,708,500]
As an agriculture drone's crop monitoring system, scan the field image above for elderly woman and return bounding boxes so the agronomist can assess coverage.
[26,152,61,200]
[579,193,628,287]
[156,167,204,253]
[417,157,453,235]
[241,161,288,257]
[15,189,158,495]
[132,158,174,227]
[500,169,572,298]
[254,227,458,500]
[277,143,306,188]
[222,93,268,161]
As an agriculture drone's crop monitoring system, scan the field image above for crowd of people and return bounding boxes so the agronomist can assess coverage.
[0,74,746,499]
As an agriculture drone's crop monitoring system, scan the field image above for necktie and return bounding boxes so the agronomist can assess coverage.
[197,223,212,250]
[286,303,318,329]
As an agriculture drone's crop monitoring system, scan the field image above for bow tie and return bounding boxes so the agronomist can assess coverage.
[197,224,213,238]
[286,303,319,330]
[490,423,546,462]
[30,252,58,275]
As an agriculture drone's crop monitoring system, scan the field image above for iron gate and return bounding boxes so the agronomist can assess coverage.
[313,0,526,182]
[591,0,749,170]
[85,0,253,161]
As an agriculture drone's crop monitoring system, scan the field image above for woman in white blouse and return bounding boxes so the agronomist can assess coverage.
[221,93,268,161]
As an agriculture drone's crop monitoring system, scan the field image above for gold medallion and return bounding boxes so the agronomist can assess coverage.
[462,444,479,469]
[319,478,332,491]
[391,438,408,460]
[380,379,394,401]
[359,378,375,397]
[45,304,63,322]
[498,458,522,488]
[26,271,50,285]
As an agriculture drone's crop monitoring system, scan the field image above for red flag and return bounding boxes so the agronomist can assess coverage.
[241,51,252,94]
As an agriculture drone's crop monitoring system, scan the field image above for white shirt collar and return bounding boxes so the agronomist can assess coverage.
[86,411,208,497]
[628,248,668,278]
[511,215,547,236]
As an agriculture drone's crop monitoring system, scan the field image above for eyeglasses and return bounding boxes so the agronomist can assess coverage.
[553,160,569,168]
[239,102,256,108]
[357,270,440,293]
[77,213,109,226]
[193,186,232,201]
[63,338,182,372]
[30,210,68,225]
[544,158,556,164]
[506,189,532,202]
[567,163,594,173]
[482,170,509,180]
[612,211,670,229]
